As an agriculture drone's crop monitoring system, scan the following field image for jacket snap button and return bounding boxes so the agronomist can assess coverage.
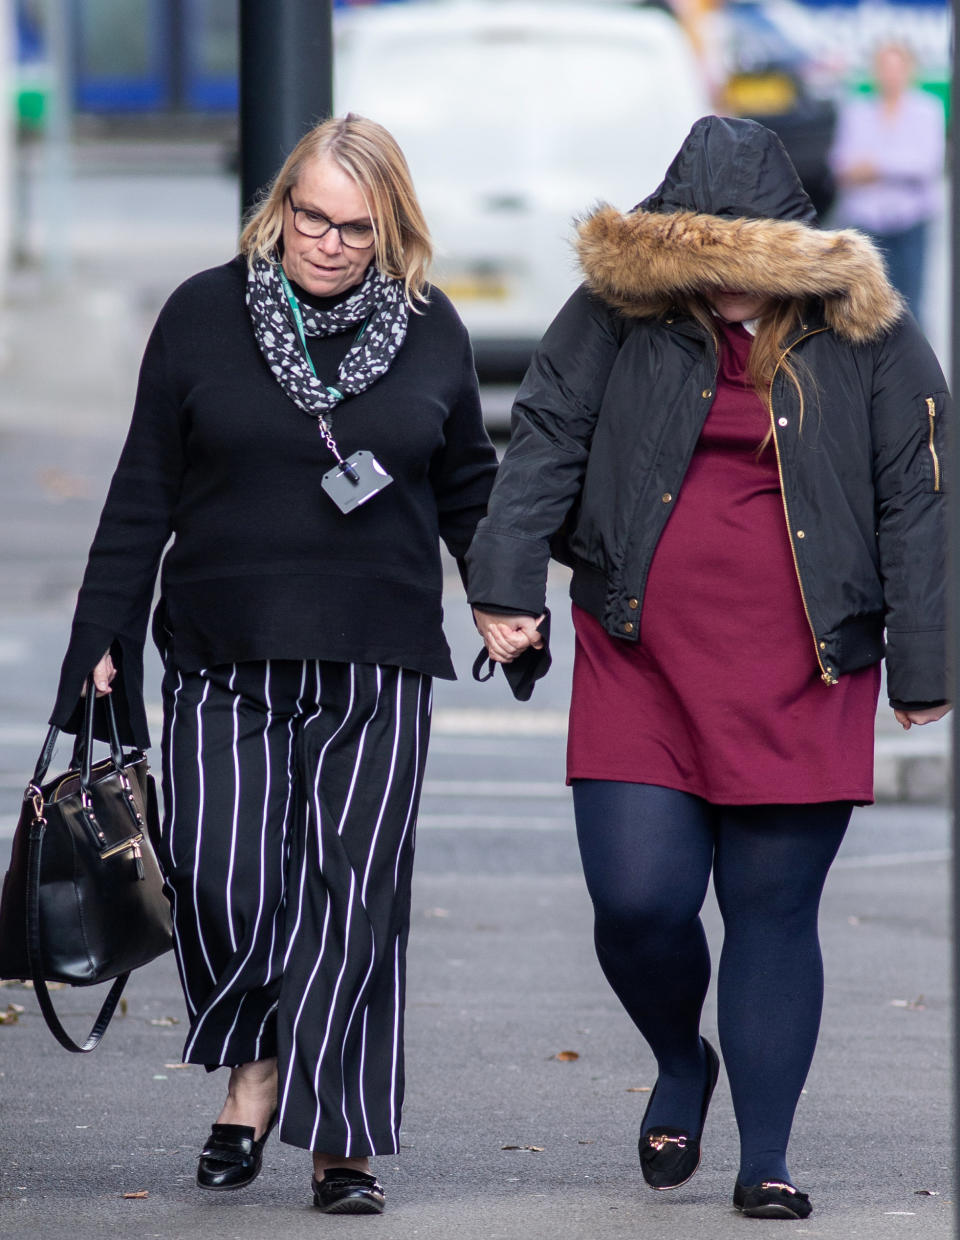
[661,492,673,504]
[796,529,805,539]
[623,621,634,634]
[628,597,639,610]
[819,641,826,650]
[701,389,712,399]
[778,417,788,427]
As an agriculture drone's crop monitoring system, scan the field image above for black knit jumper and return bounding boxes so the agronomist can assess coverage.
[52,256,497,748]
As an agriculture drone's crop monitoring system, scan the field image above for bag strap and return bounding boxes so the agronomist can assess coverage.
[472,649,496,683]
[24,806,129,1053]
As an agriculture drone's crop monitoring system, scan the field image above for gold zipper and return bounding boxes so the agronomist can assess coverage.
[926,396,941,491]
[766,329,837,685]
[100,831,143,860]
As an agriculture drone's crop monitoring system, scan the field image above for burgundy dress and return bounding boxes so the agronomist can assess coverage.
[566,318,880,805]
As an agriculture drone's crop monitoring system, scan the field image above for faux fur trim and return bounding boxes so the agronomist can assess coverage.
[575,206,904,344]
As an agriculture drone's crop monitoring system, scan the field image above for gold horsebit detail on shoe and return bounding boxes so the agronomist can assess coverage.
[646,1133,688,1152]
[760,1182,797,1194]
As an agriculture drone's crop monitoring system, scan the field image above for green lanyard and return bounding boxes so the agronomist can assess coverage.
[278,268,370,403]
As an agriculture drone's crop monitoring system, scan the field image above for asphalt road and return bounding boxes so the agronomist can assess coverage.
[0,158,953,1239]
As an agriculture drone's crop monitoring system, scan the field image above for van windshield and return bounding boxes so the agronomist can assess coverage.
[337,26,698,204]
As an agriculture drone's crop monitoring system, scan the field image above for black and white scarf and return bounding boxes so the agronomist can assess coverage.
[245,254,409,417]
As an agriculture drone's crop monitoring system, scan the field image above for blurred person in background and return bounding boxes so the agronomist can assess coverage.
[468,116,949,1220]
[51,114,497,1216]
[829,41,945,325]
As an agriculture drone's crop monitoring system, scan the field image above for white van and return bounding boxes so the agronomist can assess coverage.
[335,1,709,379]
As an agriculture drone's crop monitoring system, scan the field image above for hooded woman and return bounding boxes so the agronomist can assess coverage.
[466,117,950,1219]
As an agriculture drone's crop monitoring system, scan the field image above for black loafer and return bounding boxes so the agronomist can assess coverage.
[312,1168,385,1214]
[196,1112,277,1191]
[639,1038,720,1190]
[733,1179,812,1219]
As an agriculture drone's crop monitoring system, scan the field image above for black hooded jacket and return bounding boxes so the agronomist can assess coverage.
[466,117,949,706]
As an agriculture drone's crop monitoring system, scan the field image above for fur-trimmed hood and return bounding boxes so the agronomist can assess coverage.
[575,117,903,344]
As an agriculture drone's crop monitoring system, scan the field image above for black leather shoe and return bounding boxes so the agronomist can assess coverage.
[196,1112,277,1191]
[312,1168,385,1215]
[638,1038,720,1190]
[733,1179,812,1219]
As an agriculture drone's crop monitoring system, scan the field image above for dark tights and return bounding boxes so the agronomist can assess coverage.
[572,781,850,1185]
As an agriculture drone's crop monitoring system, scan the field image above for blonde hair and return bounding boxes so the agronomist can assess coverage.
[670,294,818,446]
[239,113,432,306]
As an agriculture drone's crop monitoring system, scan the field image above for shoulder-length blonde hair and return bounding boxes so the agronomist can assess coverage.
[673,294,819,444]
[239,113,432,306]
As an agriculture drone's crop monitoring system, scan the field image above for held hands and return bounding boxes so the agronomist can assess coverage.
[893,704,951,731]
[473,609,545,664]
[81,650,117,697]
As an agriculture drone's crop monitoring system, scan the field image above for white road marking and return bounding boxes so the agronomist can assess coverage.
[422,779,567,799]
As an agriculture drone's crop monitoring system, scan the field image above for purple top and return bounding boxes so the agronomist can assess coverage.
[829,89,944,233]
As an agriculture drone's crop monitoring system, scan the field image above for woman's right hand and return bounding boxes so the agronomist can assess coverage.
[473,609,545,664]
[82,650,117,697]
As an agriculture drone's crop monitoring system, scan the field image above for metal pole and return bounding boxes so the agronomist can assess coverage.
[41,0,72,276]
[0,0,12,296]
[951,0,960,1227]
[239,0,334,220]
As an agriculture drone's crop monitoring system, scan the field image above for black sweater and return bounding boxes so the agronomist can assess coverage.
[52,256,498,747]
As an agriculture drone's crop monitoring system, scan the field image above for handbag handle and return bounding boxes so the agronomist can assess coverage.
[78,678,127,786]
[24,813,129,1053]
[31,677,127,789]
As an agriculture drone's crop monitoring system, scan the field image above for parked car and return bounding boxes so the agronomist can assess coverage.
[335,1,710,382]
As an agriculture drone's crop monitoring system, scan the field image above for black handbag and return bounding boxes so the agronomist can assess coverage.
[0,681,173,1052]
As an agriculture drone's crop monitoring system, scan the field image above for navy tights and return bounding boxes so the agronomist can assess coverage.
[572,781,850,1186]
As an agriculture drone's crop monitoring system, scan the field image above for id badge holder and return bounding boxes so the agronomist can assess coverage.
[321,450,393,514]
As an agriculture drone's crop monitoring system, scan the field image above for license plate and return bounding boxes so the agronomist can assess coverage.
[440,275,509,301]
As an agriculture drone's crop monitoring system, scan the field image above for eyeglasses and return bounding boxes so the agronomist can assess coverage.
[286,190,376,249]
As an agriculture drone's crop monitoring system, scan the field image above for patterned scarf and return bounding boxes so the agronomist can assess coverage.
[245,254,409,417]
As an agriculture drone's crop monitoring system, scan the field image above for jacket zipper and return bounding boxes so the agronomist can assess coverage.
[926,396,941,491]
[766,329,837,685]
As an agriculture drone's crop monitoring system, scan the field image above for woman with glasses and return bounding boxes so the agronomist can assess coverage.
[467,116,949,1219]
[51,114,497,1215]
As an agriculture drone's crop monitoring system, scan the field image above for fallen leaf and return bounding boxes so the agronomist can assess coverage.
[914,1189,939,1196]
[163,1063,191,1070]
[552,1050,579,1062]
[0,1006,20,1025]
[148,1016,180,1027]
[626,1086,652,1093]
[122,1190,149,1199]
[119,998,128,1016]
[501,1144,544,1152]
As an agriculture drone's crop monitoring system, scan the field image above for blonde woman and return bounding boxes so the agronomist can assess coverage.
[52,114,497,1213]
[468,116,949,1219]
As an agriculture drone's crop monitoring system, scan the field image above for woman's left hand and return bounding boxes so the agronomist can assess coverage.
[893,704,951,730]
[473,608,545,663]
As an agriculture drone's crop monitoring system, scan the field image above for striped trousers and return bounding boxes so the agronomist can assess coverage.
[156,658,432,1156]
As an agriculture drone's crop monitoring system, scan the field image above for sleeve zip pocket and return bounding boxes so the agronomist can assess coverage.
[926,395,943,492]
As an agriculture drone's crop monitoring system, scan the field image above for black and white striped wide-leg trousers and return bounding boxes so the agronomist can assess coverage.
[156,658,432,1156]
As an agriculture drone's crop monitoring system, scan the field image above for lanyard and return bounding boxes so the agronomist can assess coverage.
[278,268,371,477]
[278,268,370,399]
